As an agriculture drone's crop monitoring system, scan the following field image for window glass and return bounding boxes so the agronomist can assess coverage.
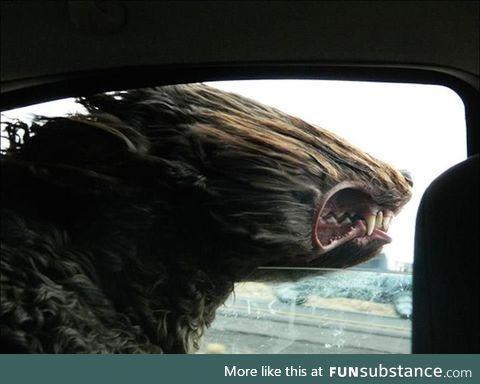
[200,268,412,354]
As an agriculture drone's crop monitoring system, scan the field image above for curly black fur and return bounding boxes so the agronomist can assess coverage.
[0,84,412,353]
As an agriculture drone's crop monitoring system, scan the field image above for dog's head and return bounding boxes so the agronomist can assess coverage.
[32,84,409,276]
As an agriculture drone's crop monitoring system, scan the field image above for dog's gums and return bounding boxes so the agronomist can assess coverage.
[312,181,395,254]
[0,84,412,353]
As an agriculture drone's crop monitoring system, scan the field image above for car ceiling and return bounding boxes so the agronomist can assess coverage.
[1,1,479,86]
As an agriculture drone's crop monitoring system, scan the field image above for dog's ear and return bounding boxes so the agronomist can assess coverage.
[19,116,148,165]
[3,116,211,199]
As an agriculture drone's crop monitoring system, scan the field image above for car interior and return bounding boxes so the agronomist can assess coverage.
[1,1,479,353]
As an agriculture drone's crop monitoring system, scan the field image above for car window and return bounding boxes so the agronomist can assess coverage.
[199,267,412,354]
[1,80,467,354]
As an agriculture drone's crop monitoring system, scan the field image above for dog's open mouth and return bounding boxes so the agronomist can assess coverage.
[312,181,394,254]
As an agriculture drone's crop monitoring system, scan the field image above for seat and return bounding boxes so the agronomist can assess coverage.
[413,154,479,352]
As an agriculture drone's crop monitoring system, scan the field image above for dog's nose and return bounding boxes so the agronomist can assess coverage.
[400,169,414,187]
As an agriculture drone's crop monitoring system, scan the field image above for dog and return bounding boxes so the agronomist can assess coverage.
[0,84,412,353]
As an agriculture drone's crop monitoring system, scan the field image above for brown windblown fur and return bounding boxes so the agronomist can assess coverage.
[0,84,411,353]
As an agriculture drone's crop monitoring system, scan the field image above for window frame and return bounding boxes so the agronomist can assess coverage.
[1,64,478,155]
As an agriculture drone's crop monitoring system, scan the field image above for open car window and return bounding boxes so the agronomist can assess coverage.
[1,80,467,354]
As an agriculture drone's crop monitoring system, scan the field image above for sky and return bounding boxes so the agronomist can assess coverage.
[1,80,467,268]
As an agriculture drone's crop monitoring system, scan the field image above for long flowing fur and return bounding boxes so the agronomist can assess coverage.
[0,84,411,353]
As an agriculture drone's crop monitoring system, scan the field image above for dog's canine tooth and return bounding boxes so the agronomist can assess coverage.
[365,214,376,236]
[375,211,383,230]
[383,215,392,231]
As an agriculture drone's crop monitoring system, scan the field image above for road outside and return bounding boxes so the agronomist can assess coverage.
[199,277,411,354]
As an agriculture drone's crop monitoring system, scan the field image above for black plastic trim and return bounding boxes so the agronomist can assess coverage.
[1,63,478,155]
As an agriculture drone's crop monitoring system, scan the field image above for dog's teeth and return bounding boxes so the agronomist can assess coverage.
[343,217,352,224]
[383,215,392,231]
[365,214,376,236]
[375,211,383,229]
[326,216,337,224]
